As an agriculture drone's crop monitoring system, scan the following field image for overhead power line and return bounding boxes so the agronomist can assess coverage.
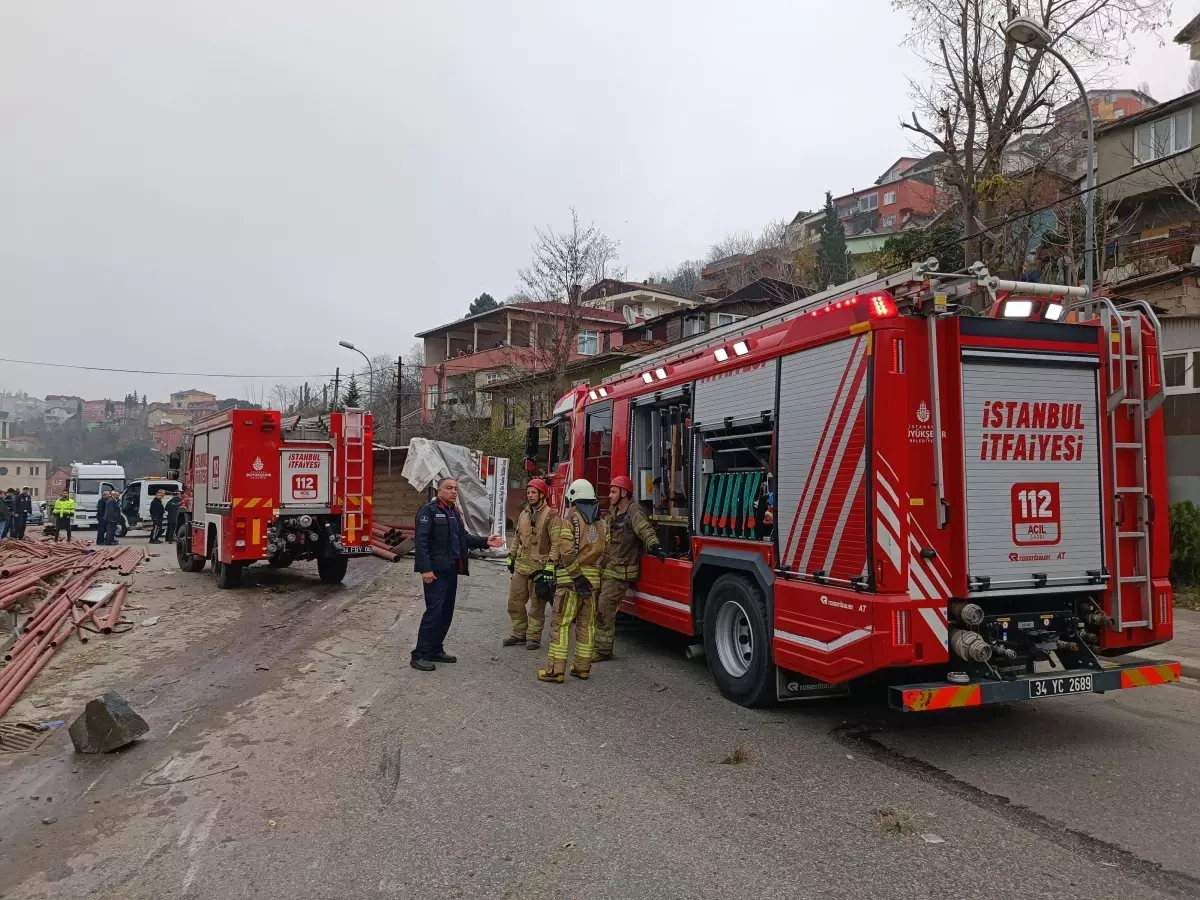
[0,357,338,380]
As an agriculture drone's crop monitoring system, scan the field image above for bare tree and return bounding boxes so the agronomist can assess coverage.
[706,230,757,263]
[896,0,1168,268]
[647,260,704,297]
[1188,65,1200,95]
[518,207,623,302]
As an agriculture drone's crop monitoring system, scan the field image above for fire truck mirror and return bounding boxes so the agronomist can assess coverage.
[524,426,540,462]
[167,451,181,471]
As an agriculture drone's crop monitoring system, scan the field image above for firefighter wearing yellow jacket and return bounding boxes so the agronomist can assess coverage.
[537,479,607,683]
[504,479,558,650]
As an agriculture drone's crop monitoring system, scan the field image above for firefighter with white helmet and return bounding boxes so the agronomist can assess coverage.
[537,478,607,683]
[505,477,559,649]
[595,474,665,661]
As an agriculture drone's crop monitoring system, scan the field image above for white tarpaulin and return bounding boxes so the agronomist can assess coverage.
[401,437,504,551]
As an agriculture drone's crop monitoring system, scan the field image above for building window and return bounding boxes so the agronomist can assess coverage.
[713,312,746,327]
[1135,111,1192,164]
[576,330,600,355]
[426,384,440,409]
[34,488,38,497]
[503,396,516,428]
[883,190,897,205]
[484,371,504,384]
[882,214,897,228]
[858,193,878,212]
[1165,351,1196,394]
[14,467,19,475]
[683,316,704,337]
[529,394,543,423]
[0,467,6,476]
[1113,108,1125,119]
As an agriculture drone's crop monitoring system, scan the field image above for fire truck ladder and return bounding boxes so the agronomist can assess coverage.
[1108,302,1166,629]
[341,408,367,544]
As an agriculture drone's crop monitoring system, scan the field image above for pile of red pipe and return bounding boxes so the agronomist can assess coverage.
[0,538,143,719]
[370,520,415,562]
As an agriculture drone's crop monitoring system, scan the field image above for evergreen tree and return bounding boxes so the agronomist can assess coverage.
[468,292,498,316]
[817,191,852,287]
[342,374,362,408]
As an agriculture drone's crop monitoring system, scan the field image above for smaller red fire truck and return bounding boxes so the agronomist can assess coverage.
[171,408,373,588]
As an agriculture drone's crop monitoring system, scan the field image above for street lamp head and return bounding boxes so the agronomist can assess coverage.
[338,340,355,350]
[1004,16,1051,49]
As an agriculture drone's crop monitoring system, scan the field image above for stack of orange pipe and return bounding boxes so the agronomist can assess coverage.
[0,538,144,719]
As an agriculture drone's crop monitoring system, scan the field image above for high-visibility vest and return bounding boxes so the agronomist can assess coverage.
[53,498,76,517]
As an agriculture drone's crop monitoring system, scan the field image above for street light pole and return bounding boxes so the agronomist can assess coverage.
[338,341,375,411]
[1004,17,1095,303]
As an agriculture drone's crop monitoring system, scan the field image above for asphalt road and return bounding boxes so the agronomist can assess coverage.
[1,557,1198,899]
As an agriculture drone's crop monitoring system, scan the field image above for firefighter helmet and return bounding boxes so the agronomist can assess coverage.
[610,475,634,496]
[526,478,550,496]
[565,479,596,504]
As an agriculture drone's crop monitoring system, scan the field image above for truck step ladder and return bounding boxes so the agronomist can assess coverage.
[341,408,367,545]
[1108,307,1160,631]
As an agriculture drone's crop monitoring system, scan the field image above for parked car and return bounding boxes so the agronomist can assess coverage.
[28,502,44,527]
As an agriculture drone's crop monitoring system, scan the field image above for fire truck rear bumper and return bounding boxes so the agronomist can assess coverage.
[889,660,1182,712]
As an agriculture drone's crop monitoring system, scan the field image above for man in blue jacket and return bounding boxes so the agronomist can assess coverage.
[412,477,504,671]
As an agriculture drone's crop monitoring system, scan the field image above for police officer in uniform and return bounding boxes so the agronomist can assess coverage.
[411,477,504,671]
[595,475,665,662]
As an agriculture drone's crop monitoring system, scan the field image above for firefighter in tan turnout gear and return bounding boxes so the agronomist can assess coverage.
[595,475,665,661]
[538,479,607,683]
[505,478,558,650]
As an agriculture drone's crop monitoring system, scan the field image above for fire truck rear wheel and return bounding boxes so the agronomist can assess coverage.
[703,573,773,708]
[213,559,244,589]
[317,557,348,584]
[176,518,206,572]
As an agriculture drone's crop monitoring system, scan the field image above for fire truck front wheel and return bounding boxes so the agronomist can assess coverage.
[317,557,348,584]
[703,574,774,708]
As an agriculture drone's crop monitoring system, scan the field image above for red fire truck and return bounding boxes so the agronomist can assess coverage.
[528,261,1181,710]
[172,408,373,588]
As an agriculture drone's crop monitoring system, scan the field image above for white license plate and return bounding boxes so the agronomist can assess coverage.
[1028,674,1093,698]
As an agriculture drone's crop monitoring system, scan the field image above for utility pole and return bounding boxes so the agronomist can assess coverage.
[394,356,403,446]
[332,367,340,412]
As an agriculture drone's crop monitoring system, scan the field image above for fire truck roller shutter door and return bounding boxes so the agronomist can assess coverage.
[777,336,870,582]
[960,356,1103,595]
[692,359,777,430]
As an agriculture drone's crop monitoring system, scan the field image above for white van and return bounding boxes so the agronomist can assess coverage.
[69,461,126,530]
[120,478,183,531]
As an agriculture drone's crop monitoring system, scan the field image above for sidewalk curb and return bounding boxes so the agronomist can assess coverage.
[1123,653,1200,681]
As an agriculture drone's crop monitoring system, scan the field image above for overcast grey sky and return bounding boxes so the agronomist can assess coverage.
[1,1,1196,403]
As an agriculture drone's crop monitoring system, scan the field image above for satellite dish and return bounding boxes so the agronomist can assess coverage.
[621,305,638,324]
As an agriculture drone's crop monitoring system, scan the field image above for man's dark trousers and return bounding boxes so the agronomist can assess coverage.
[414,569,459,659]
[104,518,119,544]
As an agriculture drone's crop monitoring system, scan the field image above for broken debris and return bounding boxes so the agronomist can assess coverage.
[68,692,149,754]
